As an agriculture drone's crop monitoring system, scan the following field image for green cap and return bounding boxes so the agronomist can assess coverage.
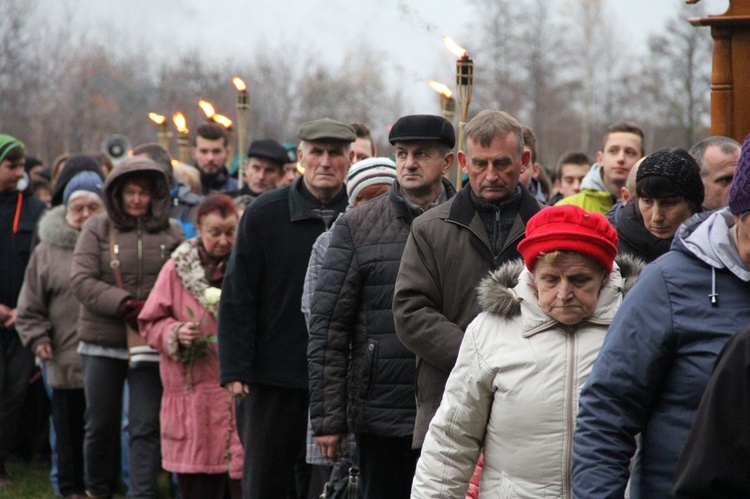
[0,134,24,163]
[297,118,356,143]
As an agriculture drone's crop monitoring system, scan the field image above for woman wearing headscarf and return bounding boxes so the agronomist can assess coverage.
[71,157,183,499]
[16,171,105,499]
[411,205,641,498]
[138,193,243,499]
[616,148,704,263]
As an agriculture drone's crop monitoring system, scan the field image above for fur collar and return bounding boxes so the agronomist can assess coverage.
[172,238,218,318]
[477,254,645,319]
[37,205,80,249]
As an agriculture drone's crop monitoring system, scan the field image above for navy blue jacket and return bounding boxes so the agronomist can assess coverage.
[573,210,750,498]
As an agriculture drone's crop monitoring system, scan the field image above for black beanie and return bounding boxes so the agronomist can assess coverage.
[636,148,704,209]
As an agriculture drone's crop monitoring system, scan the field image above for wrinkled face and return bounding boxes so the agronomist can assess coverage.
[702,145,740,211]
[65,192,104,229]
[198,211,238,258]
[0,157,25,192]
[460,134,528,203]
[597,132,642,188]
[638,195,695,239]
[352,138,374,162]
[394,141,452,197]
[192,136,230,175]
[244,157,281,194]
[559,163,590,198]
[121,178,153,218]
[299,140,352,200]
[532,253,607,326]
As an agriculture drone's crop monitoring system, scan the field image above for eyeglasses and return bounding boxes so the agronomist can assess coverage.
[69,203,103,214]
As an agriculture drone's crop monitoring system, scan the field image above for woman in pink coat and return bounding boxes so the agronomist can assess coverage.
[139,193,242,499]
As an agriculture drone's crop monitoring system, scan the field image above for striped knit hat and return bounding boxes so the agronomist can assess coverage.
[346,157,397,205]
[0,134,24,163]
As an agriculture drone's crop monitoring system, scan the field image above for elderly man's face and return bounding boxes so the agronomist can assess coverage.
[532,252,607,326]
[299,140,352,202]
[460,133,528,203]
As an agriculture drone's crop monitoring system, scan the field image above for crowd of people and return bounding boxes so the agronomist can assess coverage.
[0,107,749,499]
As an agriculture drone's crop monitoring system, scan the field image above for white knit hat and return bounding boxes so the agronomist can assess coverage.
[346,157,397,205]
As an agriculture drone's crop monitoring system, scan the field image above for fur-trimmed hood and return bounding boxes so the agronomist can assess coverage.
[36,205,80,249]
[477,254,645,321]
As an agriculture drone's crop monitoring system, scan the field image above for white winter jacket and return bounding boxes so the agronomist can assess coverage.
[412,257,640,499]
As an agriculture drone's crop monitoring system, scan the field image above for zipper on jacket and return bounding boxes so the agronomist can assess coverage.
[136,218,143,300]
[563,325,577,499]
[160,243,166,261]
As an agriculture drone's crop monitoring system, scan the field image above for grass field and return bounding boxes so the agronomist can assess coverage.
[0,460,173,498]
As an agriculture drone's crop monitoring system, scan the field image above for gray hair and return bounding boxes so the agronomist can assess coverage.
[689,136,741,177]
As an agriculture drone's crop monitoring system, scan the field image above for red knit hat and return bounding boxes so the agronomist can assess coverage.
[517,205,618,273]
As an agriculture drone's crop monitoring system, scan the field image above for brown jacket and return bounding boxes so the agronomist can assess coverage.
[393,185,541,447]
[16,206,84,388]
[71,158,183,349]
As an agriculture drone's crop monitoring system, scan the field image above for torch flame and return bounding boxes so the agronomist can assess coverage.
[443,36,467,58]
[429,81,453,99]
[233,77,247,92]
[148,112,166,125]
[213,114,233,128]
[173,112,188,134]
[199,100,216,118]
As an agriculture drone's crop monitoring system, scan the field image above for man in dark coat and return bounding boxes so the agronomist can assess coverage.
[0,134,46,485]
[219,118,355,499]
[309,115,456,498]
[393,110,542,449]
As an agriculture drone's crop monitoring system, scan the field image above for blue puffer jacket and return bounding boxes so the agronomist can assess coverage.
[573,209,750,498]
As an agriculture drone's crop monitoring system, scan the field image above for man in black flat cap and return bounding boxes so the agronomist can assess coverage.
[238,139,290,200]
[308,114,456,498]
[394,109,542,450]
[218,118,355,499]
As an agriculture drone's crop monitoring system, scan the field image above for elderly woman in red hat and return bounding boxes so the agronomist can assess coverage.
[411,205,642,498]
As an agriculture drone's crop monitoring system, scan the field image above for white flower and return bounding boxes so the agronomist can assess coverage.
[204,287,222,306]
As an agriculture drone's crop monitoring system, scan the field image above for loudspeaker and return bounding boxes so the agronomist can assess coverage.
[102,134,131,164]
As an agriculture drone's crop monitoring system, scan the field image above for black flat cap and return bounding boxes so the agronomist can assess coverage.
[388,115,455,148]
[297,118,356,142]
[246,139,289,165]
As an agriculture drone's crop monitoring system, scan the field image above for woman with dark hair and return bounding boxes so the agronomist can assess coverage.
[71,157,183,499]
[138,193,243,499]
[616,148,704,263]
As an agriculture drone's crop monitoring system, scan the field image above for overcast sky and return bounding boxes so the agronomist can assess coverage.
[43,0,728,113]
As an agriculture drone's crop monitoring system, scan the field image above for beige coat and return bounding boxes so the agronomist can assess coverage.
[412,257,640,499]
[16,206,84,388]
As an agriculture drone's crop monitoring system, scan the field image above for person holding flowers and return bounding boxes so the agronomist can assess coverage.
[138,193,243,499]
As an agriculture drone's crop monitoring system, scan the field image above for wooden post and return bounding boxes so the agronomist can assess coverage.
[688,0,750,141]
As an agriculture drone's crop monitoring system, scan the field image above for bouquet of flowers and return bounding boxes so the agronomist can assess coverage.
[184,286,221,390]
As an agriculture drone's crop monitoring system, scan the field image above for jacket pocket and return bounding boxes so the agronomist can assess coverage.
[362,338,379,398]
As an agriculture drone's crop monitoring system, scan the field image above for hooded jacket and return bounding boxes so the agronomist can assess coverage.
[555,163,615,215]
[16,206,84,388]
[308,179,455,439]
[71,158,184,349]
[412,256,641,499]
[573,208,750,498]
[394,184,541,448]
